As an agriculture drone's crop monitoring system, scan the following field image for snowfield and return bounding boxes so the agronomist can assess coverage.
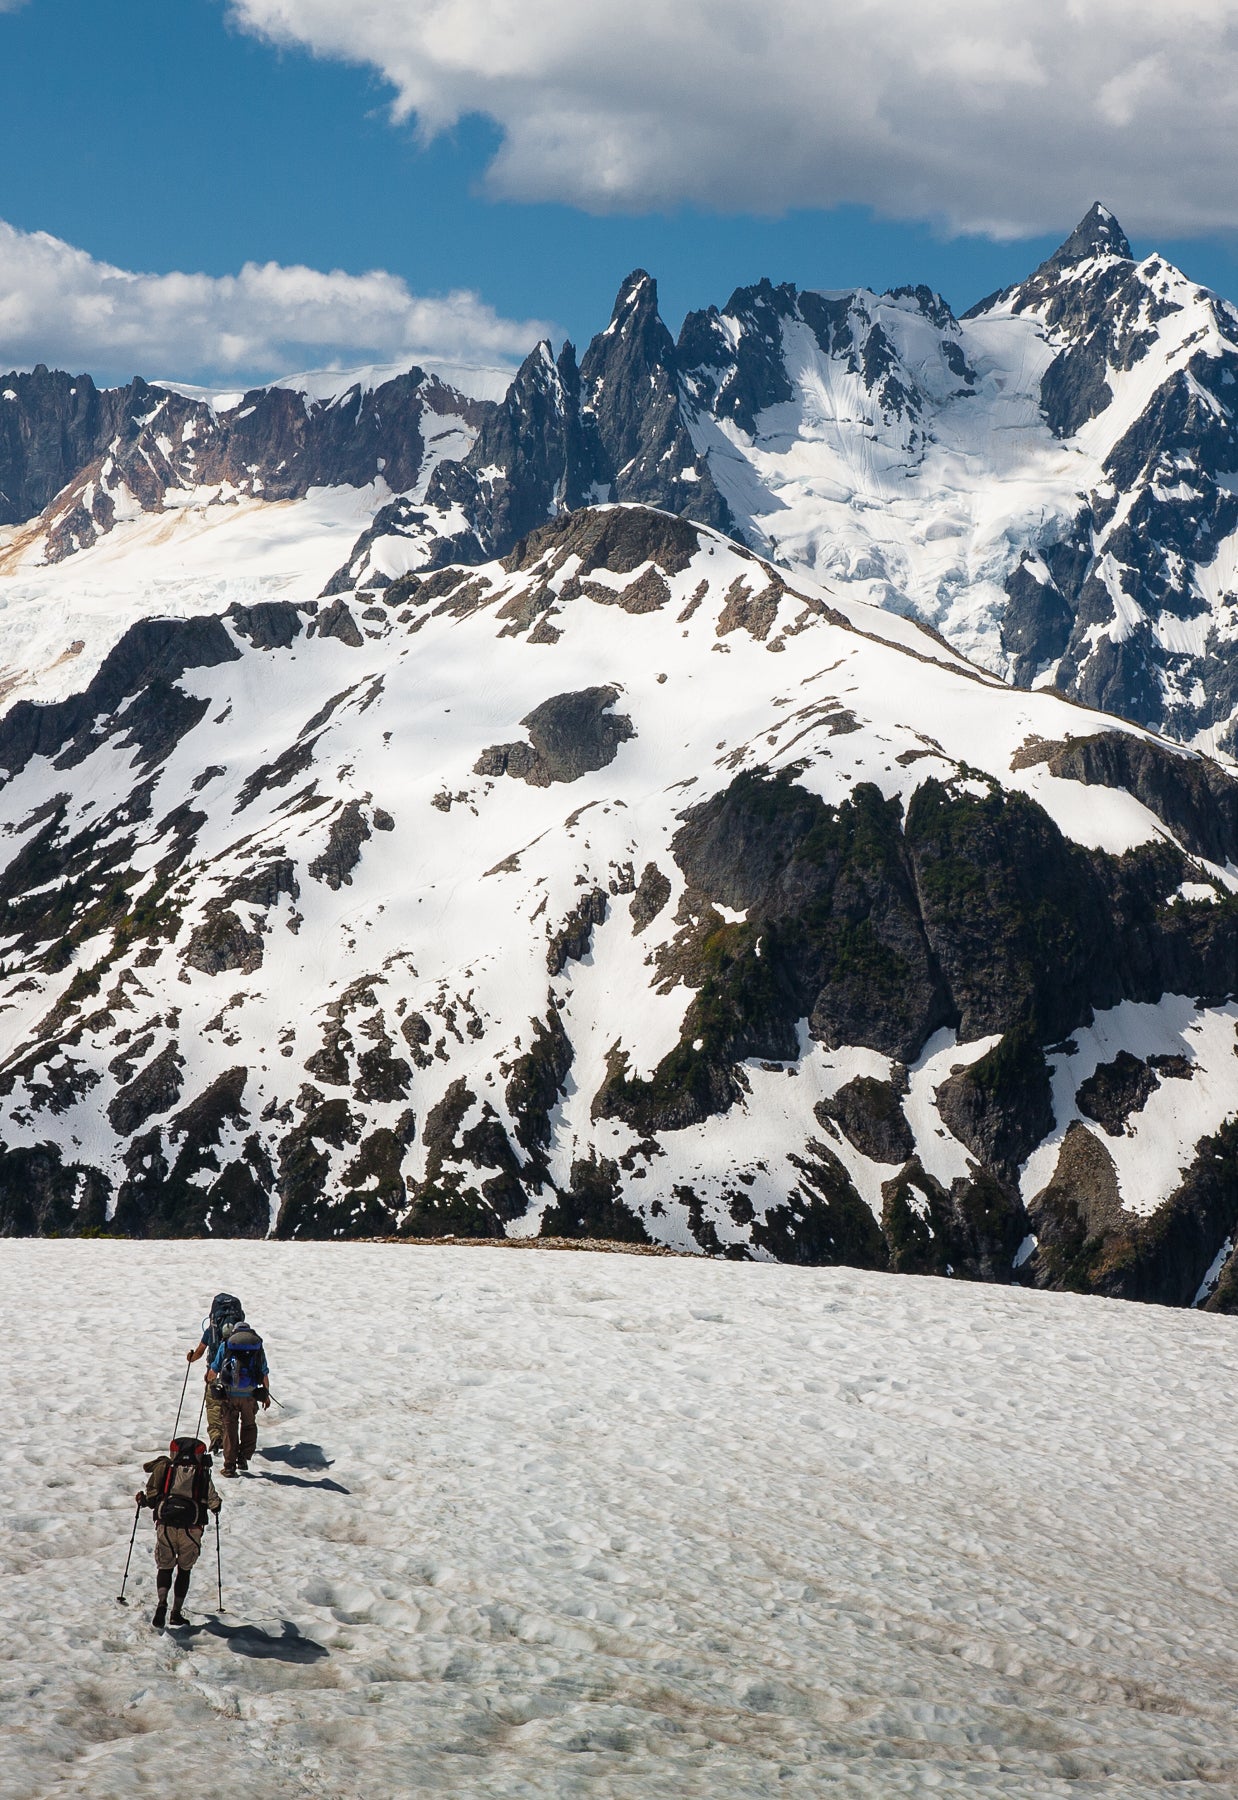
[0,484,385,709]
[2,1241,1236,1798]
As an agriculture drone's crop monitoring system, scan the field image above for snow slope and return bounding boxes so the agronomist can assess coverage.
[0,503,1233,1300]
[0,484,386,708]
[1,1241,1236,1799]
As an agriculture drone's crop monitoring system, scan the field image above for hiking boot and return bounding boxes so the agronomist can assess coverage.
[222,1467,238,1478]
[238,1459,249,1473]
[168,1604,186,1626]
[152,1600,167,1629]
[209,1438,223,1455]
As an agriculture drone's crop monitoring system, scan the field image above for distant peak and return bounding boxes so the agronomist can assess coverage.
[1041,203,1133,273]
[610,270,658,322]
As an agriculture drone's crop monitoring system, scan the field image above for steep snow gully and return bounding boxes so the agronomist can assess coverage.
[2,1241,1237,1798]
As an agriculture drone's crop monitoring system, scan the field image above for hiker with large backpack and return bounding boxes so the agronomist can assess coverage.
[207,1317,270,1478]
[135,1437,222,1628]
[186,1293,244,1454]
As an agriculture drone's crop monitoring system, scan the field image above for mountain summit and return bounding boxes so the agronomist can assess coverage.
[1037,201,1134,274]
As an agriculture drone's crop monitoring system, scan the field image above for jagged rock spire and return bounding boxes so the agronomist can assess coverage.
[1041,203,1133,273]
[578,271,731,533]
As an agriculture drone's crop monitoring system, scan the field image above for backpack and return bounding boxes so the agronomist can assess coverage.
[218,1327,265,1397]
[156,1439,210,1529]
[204,1292,244,1355]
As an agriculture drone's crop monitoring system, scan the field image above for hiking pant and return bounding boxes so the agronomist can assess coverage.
[204,1380,225,1446]
[221,1395,258,1471]
[154,1523,203,1572]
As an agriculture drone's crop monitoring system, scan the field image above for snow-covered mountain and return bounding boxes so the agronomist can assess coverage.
[0,361,488,566]
[316,204,1238,755]
[0,503,1233,1306]
[7,206,1238,749]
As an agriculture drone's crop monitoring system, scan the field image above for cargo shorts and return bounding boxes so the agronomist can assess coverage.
[154,1523,204,1573]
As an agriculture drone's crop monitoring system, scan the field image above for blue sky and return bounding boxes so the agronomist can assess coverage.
[4,0,1238,384]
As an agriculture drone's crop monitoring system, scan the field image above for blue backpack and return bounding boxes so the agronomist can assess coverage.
[218,1326,265,1397]
[204,1292,244,1355]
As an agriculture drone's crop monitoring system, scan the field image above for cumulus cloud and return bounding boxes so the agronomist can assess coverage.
[0,220,549,387]
[230,0,1238,237]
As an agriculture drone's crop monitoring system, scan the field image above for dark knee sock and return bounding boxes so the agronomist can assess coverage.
[173,1570,191,1601]
[157,1572,172,1598]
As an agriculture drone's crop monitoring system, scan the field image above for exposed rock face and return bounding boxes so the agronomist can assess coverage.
[477,688,635,787]
[579,273,731,532]
[818,1075,914,1165]
[1075,1050,1191,1137]
[1,364,486,555]
[1039,733,1238,866]
[0,503,1232,1313]
[108,1042,184,1136]
[0,612,245,779]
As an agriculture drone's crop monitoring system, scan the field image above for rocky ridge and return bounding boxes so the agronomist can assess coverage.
[0,363,486,563]
[0,502,1233,1310]
[10,207,1238,752]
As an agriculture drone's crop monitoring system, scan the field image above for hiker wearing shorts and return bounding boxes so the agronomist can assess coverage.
[186,1293,244,1454]
[207,1319,270,1477]
[137,1438,221,1628]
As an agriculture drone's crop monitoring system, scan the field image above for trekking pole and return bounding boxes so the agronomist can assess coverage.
[116,1500,142,1605]
[215,1511,224,1613]
[170,1360,190,1439]
[195,1381,207,1440]
[265,1392,285,1409]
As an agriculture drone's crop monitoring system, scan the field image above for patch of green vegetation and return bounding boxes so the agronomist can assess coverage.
[39,870,182,985]
[600,918,795,1132]
[818,917,910,996]
[881,1172,943,1277]
[400,1181,504,1239]
[966,1019,1043,1096]
[796,779,905,876]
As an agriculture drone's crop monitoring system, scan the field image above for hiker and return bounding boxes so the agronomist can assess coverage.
[135,1437,221,1628]
[186,1293,244,1453]
[207,1317,270,1477]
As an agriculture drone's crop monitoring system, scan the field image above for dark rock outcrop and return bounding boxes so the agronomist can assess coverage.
[0,614,240,780]
[308,801,372,889]
[476,687,635,787]
[1027,1119,1238,1307]
[0,1141,109,1235]
[111,1068,271,1239]
[108,1042,184,1137]
[1076,1049,1191,1136]
[1042,732,1238,867]
[819,1075,914,1165]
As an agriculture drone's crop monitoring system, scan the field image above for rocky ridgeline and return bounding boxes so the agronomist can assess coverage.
[0,365,487,560]
[7,206,1238,750]
[0,503,1233,1310]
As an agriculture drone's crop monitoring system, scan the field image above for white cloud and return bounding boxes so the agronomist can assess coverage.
[0,220,548,386]
[229,0,1238,237]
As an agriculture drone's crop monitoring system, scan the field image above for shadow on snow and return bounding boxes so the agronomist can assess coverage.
[184,1618,330,1663]
[259,1442,334,1470]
